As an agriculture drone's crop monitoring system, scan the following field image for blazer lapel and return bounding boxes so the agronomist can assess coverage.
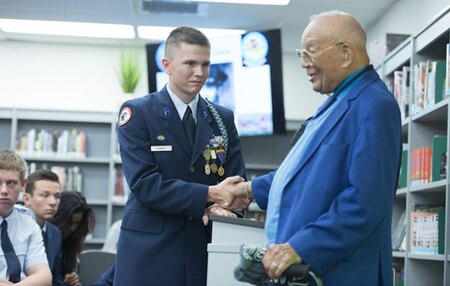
[191,97,214,166]
[158,87,192,156]
[44,225,54,268]
[286,69,380,184]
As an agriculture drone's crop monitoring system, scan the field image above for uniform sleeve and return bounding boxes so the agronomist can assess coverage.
[24,222,48,271]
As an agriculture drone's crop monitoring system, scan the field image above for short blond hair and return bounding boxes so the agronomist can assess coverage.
[0,149,28,182]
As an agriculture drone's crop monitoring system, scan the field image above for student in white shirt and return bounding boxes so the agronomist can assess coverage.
[0,149,51,286]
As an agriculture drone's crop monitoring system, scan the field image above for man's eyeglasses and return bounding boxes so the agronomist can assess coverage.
[0,180,20,190]
[296,42,343,66]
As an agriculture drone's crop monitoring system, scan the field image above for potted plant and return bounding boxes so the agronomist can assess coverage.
[117,50,142,107]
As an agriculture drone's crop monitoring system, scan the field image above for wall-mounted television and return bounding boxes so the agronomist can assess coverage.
[146,29,285,136]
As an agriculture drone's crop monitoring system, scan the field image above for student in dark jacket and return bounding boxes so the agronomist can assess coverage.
[23,169,65,286]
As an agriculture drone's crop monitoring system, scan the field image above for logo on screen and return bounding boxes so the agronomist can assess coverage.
[241,31,269,66]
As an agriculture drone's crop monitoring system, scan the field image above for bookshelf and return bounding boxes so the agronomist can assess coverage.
[0,107,119,246]
[378,6,450,285]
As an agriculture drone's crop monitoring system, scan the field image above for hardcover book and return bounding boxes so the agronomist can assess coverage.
[432,135,447,182]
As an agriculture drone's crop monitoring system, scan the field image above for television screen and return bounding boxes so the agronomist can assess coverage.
[146,29,285,136]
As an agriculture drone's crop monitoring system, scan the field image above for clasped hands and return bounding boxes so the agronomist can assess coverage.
[207,175,253,211]
[202,176,252,225]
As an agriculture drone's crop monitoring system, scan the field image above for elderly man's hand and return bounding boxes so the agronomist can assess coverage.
[262,243,302,278]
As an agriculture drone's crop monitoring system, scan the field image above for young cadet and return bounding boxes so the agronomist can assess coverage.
[0,149,51,285]
[114,26,247,286]
[23,170,64,286]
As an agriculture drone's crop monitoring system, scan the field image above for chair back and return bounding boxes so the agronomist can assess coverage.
[79,249,115,286]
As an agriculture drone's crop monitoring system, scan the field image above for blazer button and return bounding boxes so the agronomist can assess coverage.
[188,216,193,221]
[190,166,195,173]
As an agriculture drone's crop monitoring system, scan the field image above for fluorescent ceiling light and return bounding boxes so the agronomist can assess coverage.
[184,0,290,5]
[0,19,135,39]
[138,26,246,41]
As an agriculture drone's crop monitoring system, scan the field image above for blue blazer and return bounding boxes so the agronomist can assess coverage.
[45,222,64,286]
[114,88,246,286]
[252,69,401,286]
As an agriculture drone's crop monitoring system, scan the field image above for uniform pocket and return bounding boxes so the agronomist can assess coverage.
[122,210,164,234]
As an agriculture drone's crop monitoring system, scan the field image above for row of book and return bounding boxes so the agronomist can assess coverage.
[407,135,447,187]
[392,205,446,255]
[391,66,410,120]
[28,163,83,192]
[112,168,130,204]
[411,59,447,115]
[389,43,450,120]
[16,128,87,158]
[410,205,445,255]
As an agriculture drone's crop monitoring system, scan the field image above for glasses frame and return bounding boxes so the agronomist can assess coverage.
[296,42,343,66]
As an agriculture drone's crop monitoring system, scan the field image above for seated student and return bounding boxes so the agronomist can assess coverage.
[0,149,51,285]
[23,170,65,286]
[50,191,95,286]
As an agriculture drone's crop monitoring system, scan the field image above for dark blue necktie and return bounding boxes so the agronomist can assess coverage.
[42,229,47,249]
[1,220,21,282]
[182,106,196,149]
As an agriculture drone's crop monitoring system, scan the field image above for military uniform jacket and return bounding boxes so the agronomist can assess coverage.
[114,87,246,286]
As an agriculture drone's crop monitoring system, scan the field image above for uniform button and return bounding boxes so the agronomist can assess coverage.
[190,166,195,173]
[188,216,193,221]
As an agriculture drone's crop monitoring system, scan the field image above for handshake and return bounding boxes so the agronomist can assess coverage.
[207,176,253,211]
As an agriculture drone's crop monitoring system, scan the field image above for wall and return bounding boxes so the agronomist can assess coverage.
[0,0,448,120]
[366,0,449,44]
[0,41,148,113]
[365,0,449,67]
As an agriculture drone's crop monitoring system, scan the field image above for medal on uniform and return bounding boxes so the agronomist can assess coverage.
[216,145,226,177]
[203,148,211,160]
[203,145,211,175]
[210,162,218,173]
[218,166,225,176]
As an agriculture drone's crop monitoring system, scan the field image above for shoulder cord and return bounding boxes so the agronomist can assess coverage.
[204,98,229,161]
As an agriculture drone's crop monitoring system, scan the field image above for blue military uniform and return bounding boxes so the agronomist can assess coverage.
[114,86,246,286]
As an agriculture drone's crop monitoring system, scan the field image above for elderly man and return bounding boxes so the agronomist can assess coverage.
[237,11,402,286]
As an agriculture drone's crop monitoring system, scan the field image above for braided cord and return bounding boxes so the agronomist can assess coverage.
[205,98,229,161]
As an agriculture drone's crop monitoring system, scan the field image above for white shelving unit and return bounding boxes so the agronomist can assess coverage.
[0,107,123,246]
[377,6,450,285]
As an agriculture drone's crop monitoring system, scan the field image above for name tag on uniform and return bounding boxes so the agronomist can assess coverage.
[151,145,172,152]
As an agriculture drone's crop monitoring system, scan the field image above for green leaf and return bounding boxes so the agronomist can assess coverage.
[118,50,142,93]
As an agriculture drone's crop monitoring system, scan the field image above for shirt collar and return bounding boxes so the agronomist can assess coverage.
[333,64,369,98]
[42,221,48,232]
[166,85,199,123]
[1,208,16,224]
